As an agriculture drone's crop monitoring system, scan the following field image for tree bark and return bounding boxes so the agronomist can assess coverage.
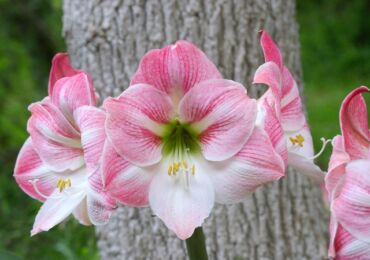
[63,0,328,259]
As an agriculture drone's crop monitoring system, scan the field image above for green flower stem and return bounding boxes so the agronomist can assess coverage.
[185,227,208,260]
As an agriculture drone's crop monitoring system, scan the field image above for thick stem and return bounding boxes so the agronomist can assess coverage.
[185,227,208,260]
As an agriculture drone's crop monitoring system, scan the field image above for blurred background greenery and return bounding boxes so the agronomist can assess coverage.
[0,0,369,259]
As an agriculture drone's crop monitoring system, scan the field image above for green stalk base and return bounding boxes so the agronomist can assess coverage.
[185,227,208,260]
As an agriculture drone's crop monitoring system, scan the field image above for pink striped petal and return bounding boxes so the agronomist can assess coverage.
[257,98,288,165]
[326,136,350,201]
[31,190,86,235]
[210,127,285,204]
[260,31,283,70]
[340,86,370,160]
[86,168,116,225]
[131,40,222,98]
[73,198,92,225]
[28,99,84,171]
[74,106,106,170]
[333,160,370,243]
[253,61,282,104]
[331,220,370,259]
[101,141,154,207]
[179,79,257,161]
[149,167,214,240]
[51,73,96,121]
[104,84,173,166]
[280,68,306,131]
[14,138,58,202]
[48,53,81,96]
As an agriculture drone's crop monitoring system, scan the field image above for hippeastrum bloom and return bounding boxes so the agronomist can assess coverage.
[103,41,285,239]
[14,54,115,235]
[325,86,370,259]
[252,31,327,181]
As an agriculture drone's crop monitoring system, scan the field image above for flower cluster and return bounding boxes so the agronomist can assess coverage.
[14,32,325,240]
[325,87,370,259]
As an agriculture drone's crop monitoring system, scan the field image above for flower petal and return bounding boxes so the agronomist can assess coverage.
[73,198,92,225]
[28,99,84,171]
[209,126,285,204]
[253,61,282,104]
[288,153,325,181]
[340,86,370,159]
[48,53,81,96]
[101,141,154,207]
[260,31,283,70]
[51,73,96,121]
[14,138,58,202]
[31,190,86,235]
[74,106,106,170]
[326,135,350,201]
[86,167,116,225]
[179,79,257,161]
[333,160,370,243]
[149,167,214,240]
[131,40,222,99]
[104,84,173,166]
[332,221,370,259]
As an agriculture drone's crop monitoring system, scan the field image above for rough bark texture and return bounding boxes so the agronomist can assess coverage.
[63,0,328,259]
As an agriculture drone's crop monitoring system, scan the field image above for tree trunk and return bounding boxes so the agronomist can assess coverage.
[63,0,328,259]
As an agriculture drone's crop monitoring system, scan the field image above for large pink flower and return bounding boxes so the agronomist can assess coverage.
[325,86,370,258]
[103,41,285,239]
[253,31,326,181]
[14,54,115,235]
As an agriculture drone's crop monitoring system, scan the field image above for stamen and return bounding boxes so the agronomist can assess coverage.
[56,178,72,193]
[191,164,195,176]
[290,134,305,147]
[308,137,332,160]
[168,165,173,176]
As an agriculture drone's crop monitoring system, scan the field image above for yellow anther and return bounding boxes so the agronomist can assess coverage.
[168,165,173,176]
[56,178,72,193]
[289,134,305,147]
[192,164,196,176]
[182,160,188,169]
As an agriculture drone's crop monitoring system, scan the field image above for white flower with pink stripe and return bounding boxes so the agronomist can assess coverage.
[102,41,285,239]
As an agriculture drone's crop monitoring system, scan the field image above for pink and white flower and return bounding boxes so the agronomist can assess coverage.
[253,31,327,181]
[325,86,370,259]
[14,54,115,235]
[103,41,285,239]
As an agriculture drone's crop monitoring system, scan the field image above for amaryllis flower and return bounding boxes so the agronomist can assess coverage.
[14,54,115,235]
[325,86,370,259]
[103,41,285,239]
[253,31,327,181]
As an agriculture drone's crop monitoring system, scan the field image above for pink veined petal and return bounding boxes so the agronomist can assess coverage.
[257,98,288,165]
[101,141,154,207]
[28,98,84,172]
[51,73,96,121]
[73,198,92,225]
[280,67,306,132]
[287,125,314,159]
[209,126,285,204]
[260,30,283,70]
[31,190,86,236]
[130,40,222,99]
[48,53,81,96]
[326,135,350,201]
[74,106,106,171]
[333,160,370,243]
[329,215,339,259]
[288,153,325,182]
[148,166,215,240]
[332,221,370,259]
[340,86,370,160]
[253,61,282,105]
[179,79,257,161]
[14,138,58,202]
[86,167,116,225]
[104,84,173,166]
